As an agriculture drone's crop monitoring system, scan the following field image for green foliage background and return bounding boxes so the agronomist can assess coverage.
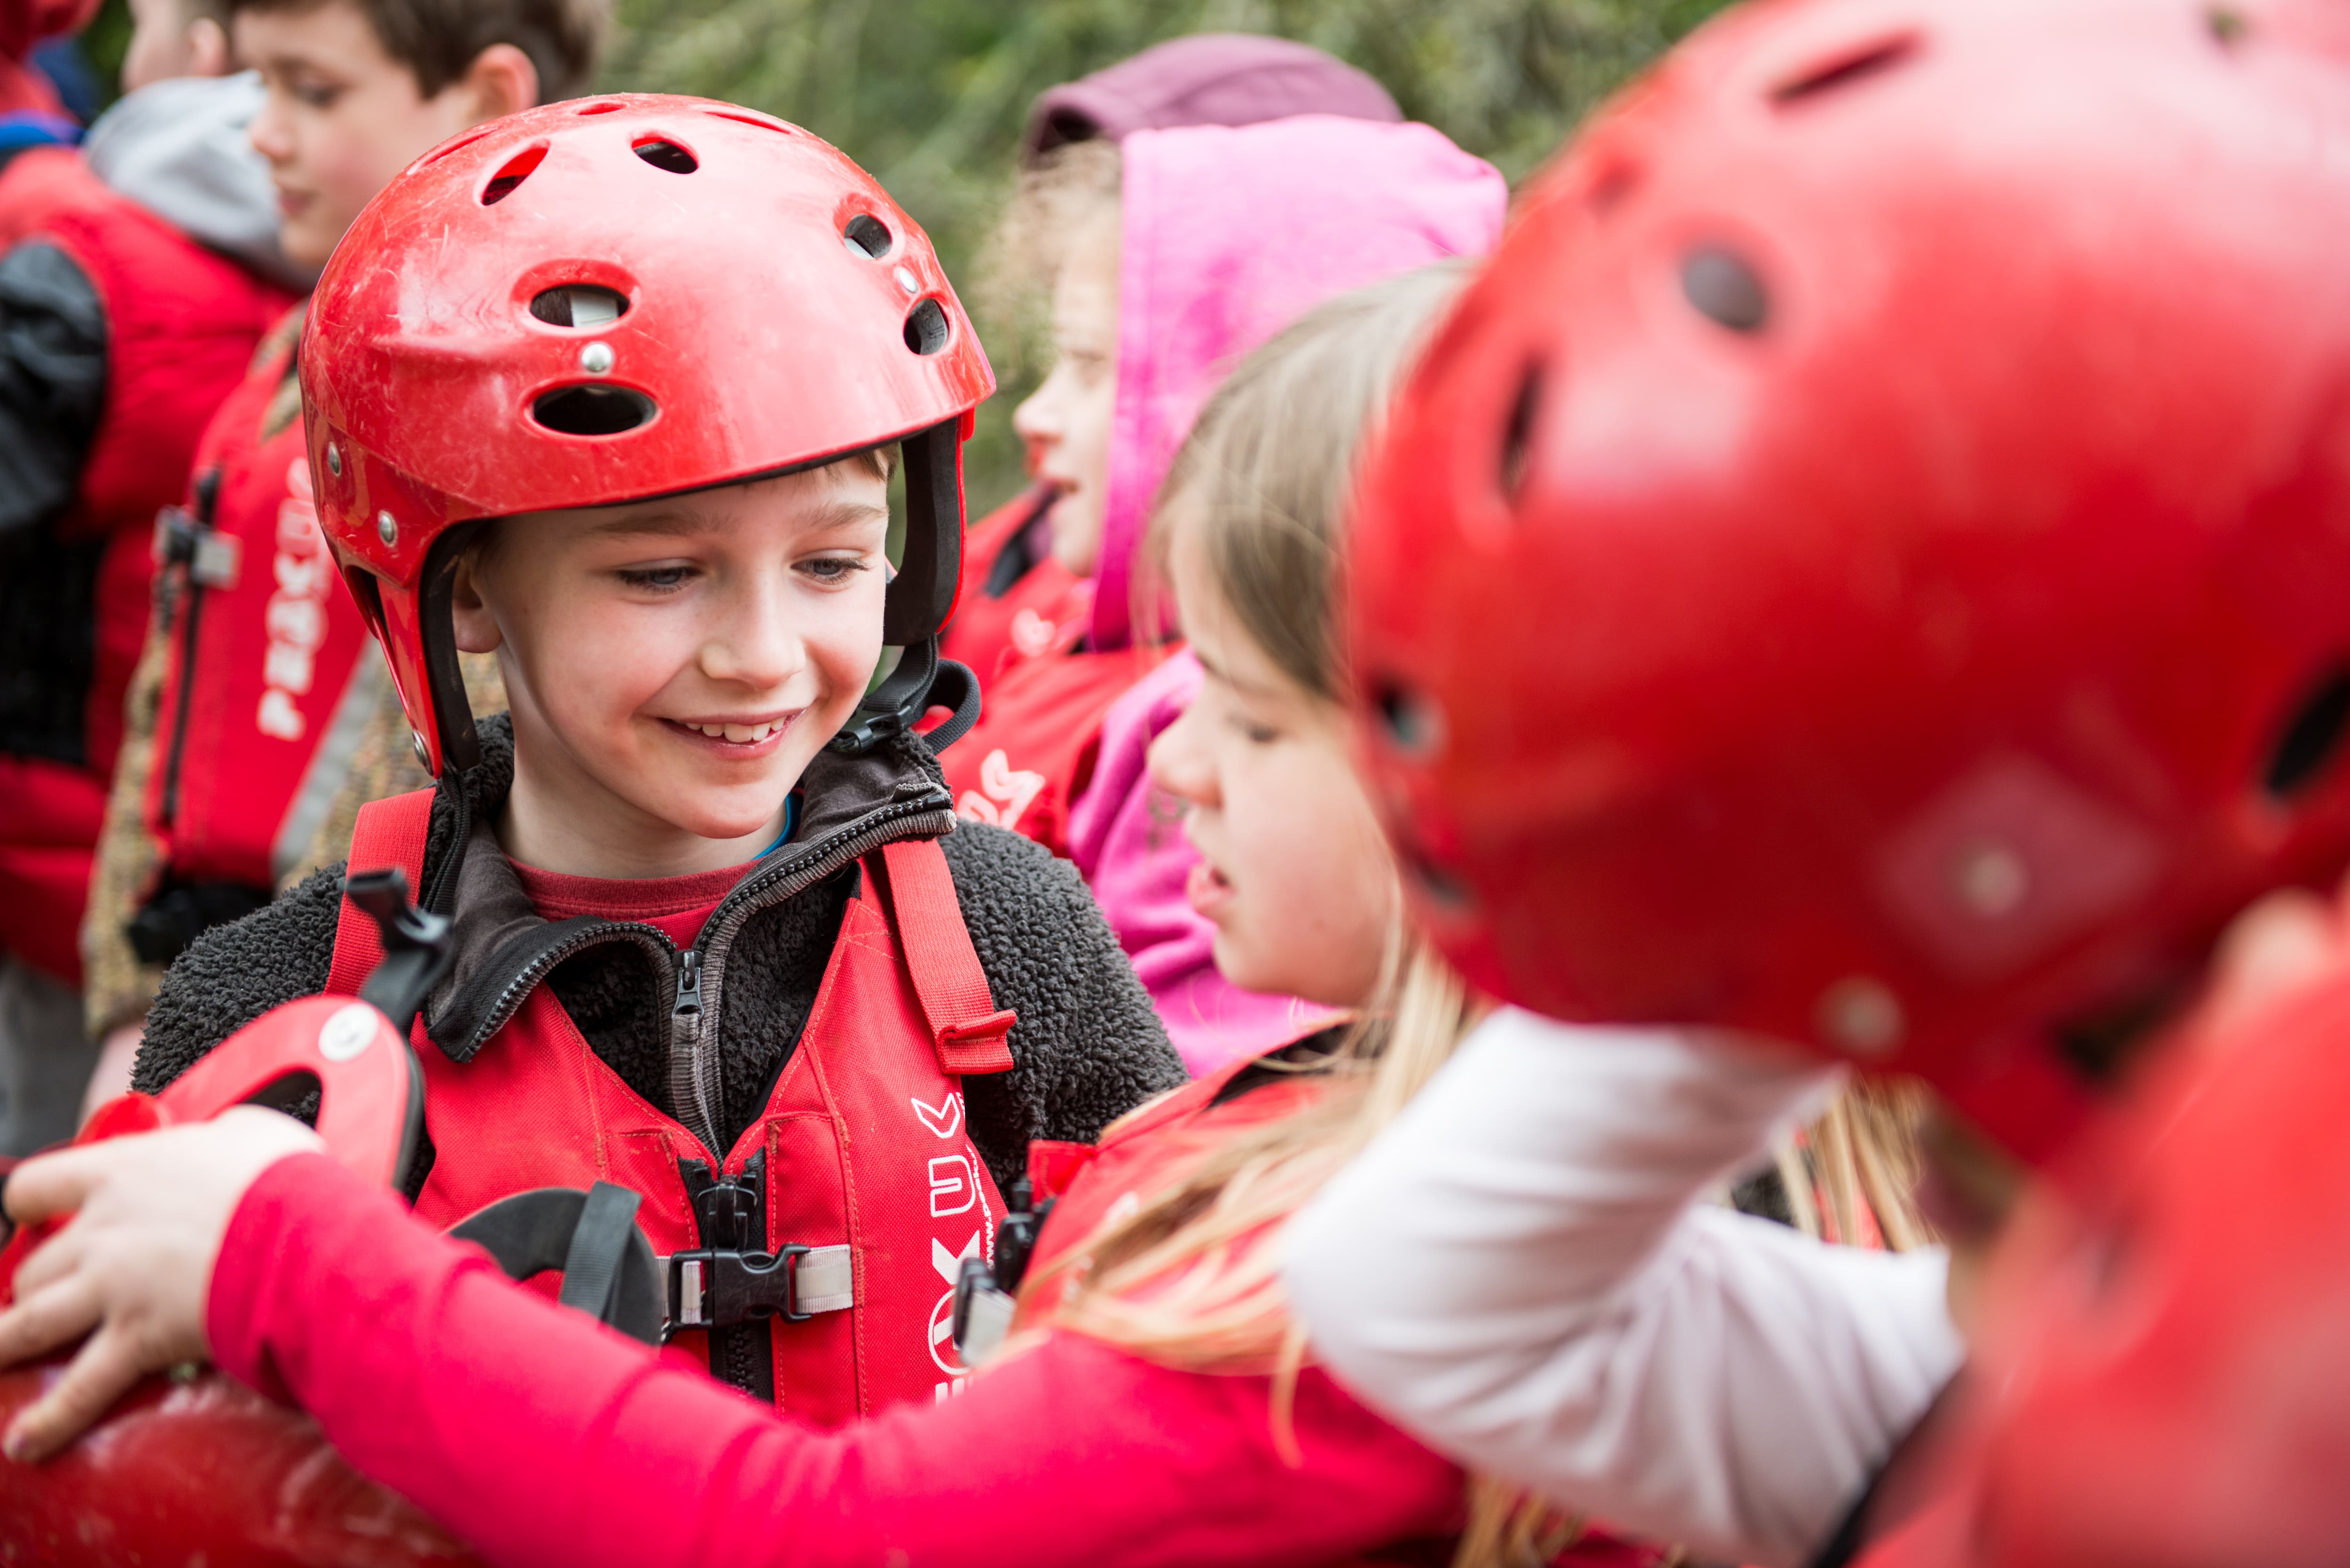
[599,0,1730,511]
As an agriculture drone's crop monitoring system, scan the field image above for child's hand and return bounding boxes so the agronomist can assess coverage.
[0,1107,322,1462]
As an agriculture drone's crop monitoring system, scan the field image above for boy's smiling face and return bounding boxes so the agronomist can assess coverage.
[452,462,893,878]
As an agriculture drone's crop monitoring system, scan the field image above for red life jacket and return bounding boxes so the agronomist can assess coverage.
[0,147,293,979]
[939,487,1094,686]
[143,312,376,893]
[325,788,1015,1423]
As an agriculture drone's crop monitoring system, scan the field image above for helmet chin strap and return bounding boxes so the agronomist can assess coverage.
[830,638,982,756]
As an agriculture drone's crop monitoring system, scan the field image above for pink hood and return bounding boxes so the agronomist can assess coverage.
[1089,115,1507,651]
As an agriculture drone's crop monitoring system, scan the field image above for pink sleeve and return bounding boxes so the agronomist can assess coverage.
[209,1154,1465,1568]
[1066,651,1335,1075]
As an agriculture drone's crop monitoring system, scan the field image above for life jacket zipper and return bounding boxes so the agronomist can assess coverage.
[669,947,719,1155]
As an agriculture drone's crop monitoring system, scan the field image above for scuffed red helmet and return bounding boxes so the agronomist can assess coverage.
[302,95,995,775]
[1348,0,2350,1156]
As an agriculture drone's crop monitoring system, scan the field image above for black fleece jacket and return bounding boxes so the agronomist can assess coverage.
[136,714,1187,1191]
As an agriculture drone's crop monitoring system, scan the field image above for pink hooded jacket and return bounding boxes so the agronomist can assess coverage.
[1062,115,1506,1073]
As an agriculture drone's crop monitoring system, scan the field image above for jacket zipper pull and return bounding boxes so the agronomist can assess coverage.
[668,950,717,1154]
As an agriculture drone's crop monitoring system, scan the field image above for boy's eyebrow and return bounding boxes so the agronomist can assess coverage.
[585,499,892,540]
[1191,643,1286,701]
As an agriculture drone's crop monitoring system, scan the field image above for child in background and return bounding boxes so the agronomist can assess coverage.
[956,110,1504,1073]
[943,31,1400,689]
[0,0,89,141]
[73,0,600,1116]
[0,265,1661,1568]
[0,0,309,1154]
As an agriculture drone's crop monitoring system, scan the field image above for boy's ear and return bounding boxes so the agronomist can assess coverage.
[457,42,541,125]
[448,551,505,655]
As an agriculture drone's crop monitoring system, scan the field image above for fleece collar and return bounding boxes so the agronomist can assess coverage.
[409,714,958,1062]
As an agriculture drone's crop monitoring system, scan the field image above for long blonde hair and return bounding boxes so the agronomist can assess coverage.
[1024,263,1483,1380]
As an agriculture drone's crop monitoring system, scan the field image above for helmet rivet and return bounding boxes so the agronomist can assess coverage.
[325,442,343,478]
[376,510,398,546]
[893,266,918,296]
[1953,838,2029,918]
[410,729,431,770]
[580,341,615,375]
[1817,976,1904,1057]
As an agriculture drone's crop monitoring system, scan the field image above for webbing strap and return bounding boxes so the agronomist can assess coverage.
[877,837,1015,1077]
[326,788,435,998]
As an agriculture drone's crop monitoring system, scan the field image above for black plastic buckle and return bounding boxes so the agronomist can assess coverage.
[665,1244,813,1337]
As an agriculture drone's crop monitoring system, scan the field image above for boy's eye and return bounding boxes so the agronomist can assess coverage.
[619,565,692,591]
[799,555,872,584]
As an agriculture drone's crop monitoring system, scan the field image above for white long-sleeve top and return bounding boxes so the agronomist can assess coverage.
[1282,1009,1965,1568]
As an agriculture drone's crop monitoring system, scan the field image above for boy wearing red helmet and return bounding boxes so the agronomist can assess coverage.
[1283,0,2350,1560]
[130,95,1183,1419]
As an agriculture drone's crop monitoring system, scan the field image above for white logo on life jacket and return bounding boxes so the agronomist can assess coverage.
[1010,607,1057,659]
[956,749,1047,832]
[256,458,329,742]
[909,1091,964,1140]
[927,1154,979,1217]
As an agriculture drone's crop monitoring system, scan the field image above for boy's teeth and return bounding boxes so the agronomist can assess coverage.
[689,720,776,742]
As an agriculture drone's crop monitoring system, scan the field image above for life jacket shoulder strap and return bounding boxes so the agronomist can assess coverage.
[874,835,1016,1077]
[326,787,436,997]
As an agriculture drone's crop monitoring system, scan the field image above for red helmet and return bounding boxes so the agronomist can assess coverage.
[302,95,995,775]
[1348,0,2350,1156]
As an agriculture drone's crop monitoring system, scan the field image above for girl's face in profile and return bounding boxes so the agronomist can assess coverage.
[1147,527,1401,1010]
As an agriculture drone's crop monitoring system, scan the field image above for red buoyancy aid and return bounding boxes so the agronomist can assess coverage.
[144,314,376,893]
[0,148,294,979]
[324,788,1014,1423]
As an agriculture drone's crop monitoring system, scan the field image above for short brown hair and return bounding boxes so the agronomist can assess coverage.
[231,0,611,103]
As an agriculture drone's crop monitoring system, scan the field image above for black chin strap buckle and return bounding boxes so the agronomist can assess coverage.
[830,639,983,756]
[344,867,452,1034]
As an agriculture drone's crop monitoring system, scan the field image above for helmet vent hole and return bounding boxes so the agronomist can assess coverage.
[2206,6,2249,45]
[529,284,629,328]
[531,384,656,437]
[1770,34,1919,105]
[903,297,950,356]
[1373,680,1446,757]
[1682,248,1770,333]
[1499,367,1542,504]
[2264,664,2350,798]
[480,143,547,205]
[576,101,625,115]
[632,137,697,174]
[843,214,893,259]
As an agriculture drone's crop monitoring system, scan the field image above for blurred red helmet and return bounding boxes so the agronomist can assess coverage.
[302,95,995,774]
[1348,0,2350,1157]
[1855,967,2350,1568]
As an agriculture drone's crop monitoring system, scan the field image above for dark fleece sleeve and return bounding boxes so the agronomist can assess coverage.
[0,239,106,538]
[132,862,346,1094]
[940,821,1189,1189]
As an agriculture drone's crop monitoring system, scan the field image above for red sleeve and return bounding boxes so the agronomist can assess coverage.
[209,1154,1466,1568]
